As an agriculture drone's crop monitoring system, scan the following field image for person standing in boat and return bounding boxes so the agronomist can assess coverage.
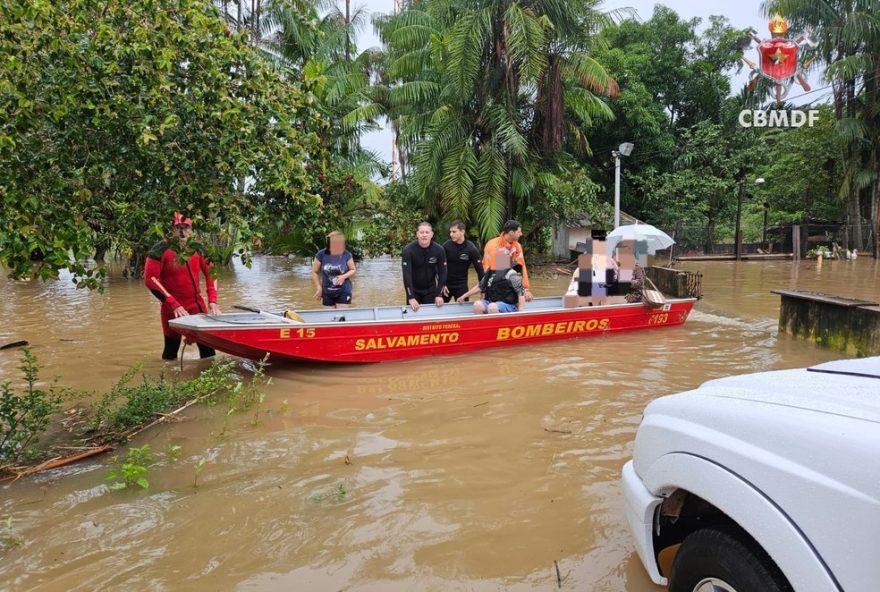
[312,231,357,308]
[144,212,220,361]
[402,222,447,312]
[482,220,533,301]
[457,253,526,314]
[441,220,484,303]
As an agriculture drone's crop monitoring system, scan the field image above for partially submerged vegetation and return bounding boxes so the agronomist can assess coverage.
[0,347,270,480]
[0,348,67,465]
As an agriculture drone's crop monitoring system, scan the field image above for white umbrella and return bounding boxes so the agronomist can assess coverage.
[606,223,674,254]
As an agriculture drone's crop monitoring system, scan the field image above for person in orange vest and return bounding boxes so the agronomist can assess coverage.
[144,213,221,360]
[482,220,533,301]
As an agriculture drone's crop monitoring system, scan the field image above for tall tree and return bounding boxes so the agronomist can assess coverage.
[633,117,768,251]
[756,104,844,223]
[376,0,619,239]
[261,0,386,195]
[765,0,880,254]
[0,0,322,284]
[588,8,747,223]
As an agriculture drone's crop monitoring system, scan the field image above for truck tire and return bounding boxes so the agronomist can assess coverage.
[668,527,794,592]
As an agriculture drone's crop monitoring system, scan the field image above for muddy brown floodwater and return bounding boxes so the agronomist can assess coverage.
[1,256,878,591]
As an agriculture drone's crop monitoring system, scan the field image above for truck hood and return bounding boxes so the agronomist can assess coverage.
[694,356,880,424]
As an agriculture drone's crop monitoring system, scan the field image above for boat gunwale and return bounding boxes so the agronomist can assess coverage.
[169,297,697,332]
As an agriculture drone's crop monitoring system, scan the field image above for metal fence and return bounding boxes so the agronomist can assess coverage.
[656,223,876,257]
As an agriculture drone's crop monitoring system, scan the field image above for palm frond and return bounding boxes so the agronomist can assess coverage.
[389,81,442,107]
[446,8,491,101]
[509,165,535,199]
[487,103,528,159]
[561,53,618,97]
[504,3,548,83]
[834,117,868,144]
[472,145,508,238]
[440,140,478,218]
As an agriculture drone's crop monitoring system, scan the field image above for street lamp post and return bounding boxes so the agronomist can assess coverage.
[613,142,634,229]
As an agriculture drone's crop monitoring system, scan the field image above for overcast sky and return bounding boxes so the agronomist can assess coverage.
[356,0,826,162]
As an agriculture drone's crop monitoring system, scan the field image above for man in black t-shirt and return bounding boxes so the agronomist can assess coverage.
[441,220,484,302]
[401,222,447,311]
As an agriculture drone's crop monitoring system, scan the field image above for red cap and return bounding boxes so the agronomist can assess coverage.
[173,212,192,227]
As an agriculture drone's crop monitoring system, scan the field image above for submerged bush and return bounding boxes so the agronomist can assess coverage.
[88,359,241,438]
[1,349,271,477]
[0,348,67,465]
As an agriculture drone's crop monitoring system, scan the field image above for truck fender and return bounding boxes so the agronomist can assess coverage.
[642,452,842,592]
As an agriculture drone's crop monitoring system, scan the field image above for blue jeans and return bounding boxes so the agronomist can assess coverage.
[478,299,518,313]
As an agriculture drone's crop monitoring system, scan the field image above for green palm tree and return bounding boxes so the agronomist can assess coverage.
[377,0,619,239]
[260,0,387,198]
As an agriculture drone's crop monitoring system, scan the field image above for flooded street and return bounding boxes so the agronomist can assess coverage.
[1,256,877,591]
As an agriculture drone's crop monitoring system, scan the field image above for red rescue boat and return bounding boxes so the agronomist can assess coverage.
[168,296,696,363]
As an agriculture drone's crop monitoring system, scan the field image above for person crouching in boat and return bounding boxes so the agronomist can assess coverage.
[144,213,220,361]
[482,220,534,302]
[457,253,525,314]
[312,231,356,308]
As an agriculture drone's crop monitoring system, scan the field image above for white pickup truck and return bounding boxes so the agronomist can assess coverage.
[622,357,880,592]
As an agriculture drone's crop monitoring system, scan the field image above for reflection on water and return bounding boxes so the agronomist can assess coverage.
[0,257,876,591]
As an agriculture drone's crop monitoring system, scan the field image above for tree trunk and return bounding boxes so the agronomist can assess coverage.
[541,57,564,155]
[873,175,880,259]
[848,186,862,249]
[124,252,145,279]
[253,0,261,40]
[345,0,351,61]
[704,218,715,254]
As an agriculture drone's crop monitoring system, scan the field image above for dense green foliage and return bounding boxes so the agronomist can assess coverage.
[766,0,880,252]
[590,9,757,226]
[0,0,322,284]
[633,119,768,249]
[88,358,246,437]
[374,0,618,239]
[756,105,843,223]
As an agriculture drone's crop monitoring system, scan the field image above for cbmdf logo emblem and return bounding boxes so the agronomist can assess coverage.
[739,14,821,127]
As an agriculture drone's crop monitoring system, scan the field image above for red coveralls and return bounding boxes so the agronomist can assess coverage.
[144,242,218,338]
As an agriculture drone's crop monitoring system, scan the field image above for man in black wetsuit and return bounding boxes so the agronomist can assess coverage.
[441,220,484,303]
[402,222,447,312]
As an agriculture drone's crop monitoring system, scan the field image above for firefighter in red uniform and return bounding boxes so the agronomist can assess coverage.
[144,213,221,360]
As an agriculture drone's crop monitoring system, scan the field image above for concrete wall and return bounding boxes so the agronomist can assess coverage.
[777,294,880,356]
